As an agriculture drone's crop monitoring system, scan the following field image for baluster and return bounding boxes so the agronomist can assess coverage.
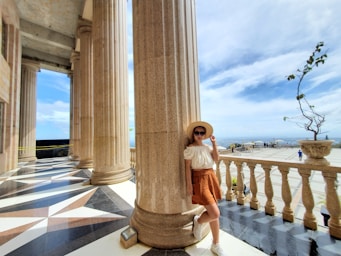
[235,161,245,205]
[216,159,222,186]
[130,147,136,168]
[298,168,317,230]
[224,159,234,201]
[279,166,294,222]
[322,170,341,239]
[263,164,276,215]
[215,159,223,196]
[249,163,259,210]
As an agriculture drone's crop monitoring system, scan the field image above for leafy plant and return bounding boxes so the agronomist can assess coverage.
[284,42,328,140]
[232,176,237,186]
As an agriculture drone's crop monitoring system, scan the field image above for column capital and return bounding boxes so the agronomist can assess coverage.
[77,18,92,36]
[70,51,80,63]
[21,59,40,72]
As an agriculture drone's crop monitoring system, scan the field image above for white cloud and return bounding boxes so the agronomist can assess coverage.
[38,69,70,94]
[37,101,69,123]
[196,0,341,139]
[35,0,341,141]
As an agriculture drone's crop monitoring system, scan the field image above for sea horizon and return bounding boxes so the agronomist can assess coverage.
[129,136,341,148]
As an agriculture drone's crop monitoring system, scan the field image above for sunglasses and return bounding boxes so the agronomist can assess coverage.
[194,131,206,136]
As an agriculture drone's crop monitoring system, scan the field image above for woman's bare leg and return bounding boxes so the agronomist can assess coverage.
[197,203,220,243]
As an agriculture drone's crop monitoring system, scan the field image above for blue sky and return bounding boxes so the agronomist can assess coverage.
[36,0,341,141]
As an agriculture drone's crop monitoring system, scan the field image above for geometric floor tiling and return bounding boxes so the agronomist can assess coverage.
[0,158,133,256]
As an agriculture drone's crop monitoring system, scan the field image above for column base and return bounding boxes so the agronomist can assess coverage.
[77,159,93,169]
[70,155,80,161]
[90,167,133,185]
[18,156,37,162]
[130,202,209,249]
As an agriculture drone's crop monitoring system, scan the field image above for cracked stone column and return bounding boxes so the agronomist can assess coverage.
[130,0,204,248]
[70,51,81,161]
[77,20,94,169]
[90,0,132,184]
[18,59,39,162]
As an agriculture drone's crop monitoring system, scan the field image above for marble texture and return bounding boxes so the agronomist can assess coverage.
[18,59,39,162]
[130,0,204,248]
[91,0,132,185]
[76,20,94,169]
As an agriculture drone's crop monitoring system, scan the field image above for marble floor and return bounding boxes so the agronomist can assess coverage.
[0,157,266,256]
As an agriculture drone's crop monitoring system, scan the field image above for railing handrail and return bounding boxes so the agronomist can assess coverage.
[219,154,341,172]
[216,153,341,239]
[129,147,341,239]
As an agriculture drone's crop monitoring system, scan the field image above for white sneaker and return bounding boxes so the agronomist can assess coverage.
[193,215,202,240]
[211,243,227,256]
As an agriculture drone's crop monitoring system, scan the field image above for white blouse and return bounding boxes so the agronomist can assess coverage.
[184,145,214,169]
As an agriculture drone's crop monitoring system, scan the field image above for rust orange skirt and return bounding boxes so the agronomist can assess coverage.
[192,168,222,205]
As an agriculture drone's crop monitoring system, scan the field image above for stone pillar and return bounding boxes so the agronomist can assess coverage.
[68,71,74,158]
[18,59,39,162]
[130,0,203,248]
[90,0,132,184]
[76,20,94,169]
[4,24,21,171]
[70,51,81,161]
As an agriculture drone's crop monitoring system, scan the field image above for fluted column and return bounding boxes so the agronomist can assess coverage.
[70,51,81,161]
[130,0,203,248]
[90,0,132,184]
[76,20,94,169]
[68,72,74,158]
[4,24,21,171]
[18,59,39,162]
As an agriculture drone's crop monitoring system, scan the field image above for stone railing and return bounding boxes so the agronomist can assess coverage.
[130,147,136,169]
[129,147,341,239]
[216,154,341,239]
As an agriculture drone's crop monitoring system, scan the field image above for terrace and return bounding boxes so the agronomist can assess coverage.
[0,147,340,255]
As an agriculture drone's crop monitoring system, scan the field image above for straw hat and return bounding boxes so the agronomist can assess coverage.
[186,121,213,140]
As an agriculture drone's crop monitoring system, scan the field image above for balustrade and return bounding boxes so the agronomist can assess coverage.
[217,154,341,239]
[129,148,341,239]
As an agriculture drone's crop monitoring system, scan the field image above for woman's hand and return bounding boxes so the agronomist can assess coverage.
[210,135,219,161]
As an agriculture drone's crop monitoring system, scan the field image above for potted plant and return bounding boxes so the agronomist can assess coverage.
[231,176,250,195]
[232,176,238,190]
[284,42,333,165]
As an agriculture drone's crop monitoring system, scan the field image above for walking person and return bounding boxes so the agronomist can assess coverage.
[184,121,227,256]
[298,149,303,161]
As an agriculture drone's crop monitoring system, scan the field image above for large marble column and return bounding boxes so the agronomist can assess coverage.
[68,72,74,158]
[18,59,39,162]
[76,20,94,169]
[130,0,204,248]
[4,24,21,171]
[70,51,81,161]
[90,0,132,184]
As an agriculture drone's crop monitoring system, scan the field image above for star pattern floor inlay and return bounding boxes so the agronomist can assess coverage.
[0,157,134,256]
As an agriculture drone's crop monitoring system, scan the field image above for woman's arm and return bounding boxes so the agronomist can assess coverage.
[210,135,219,162]
[185,159,192,195]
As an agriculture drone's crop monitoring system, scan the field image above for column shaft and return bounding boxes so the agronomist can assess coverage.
[18,60,39,162]
[77,21,94,168]
[4,25,21,170]
[68,72,74,158]
[91,0,132,184]
[130,0,203,248]
[70,51,81,160]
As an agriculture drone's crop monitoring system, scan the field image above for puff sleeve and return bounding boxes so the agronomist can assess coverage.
[184,147,194,160]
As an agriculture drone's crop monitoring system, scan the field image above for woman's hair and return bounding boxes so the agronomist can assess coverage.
[191,126,206,142]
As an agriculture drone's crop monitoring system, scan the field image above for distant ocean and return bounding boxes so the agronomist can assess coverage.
[129,136,341,148]
[216,137,341,148]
